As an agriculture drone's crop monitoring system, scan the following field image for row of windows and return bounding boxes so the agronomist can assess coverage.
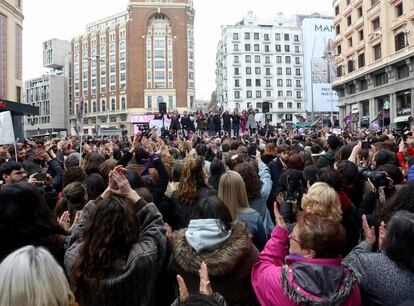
[232,32,300,42]
[234,67,302,76]
[233,44,300,53]
[234,79,301,87]
[234,90,302,99]
[78,97,127,114]
[146,96,175,109]
[233,55,301,64]
[237,101,302,110]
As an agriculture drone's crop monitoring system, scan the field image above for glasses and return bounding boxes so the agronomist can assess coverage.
[288,233,300,244]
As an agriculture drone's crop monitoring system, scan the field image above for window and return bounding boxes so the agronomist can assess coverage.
[234,44,239,51]
[266,79,271,87]
[284,34,290,41]
[296,80,301,87]
[245,44,251,51]
[245,55,251,63]
[359,79,368,91]
[255,67,261,75]
[287,79,292,87]
[359,30,364,41]
[396,3,403,17]
[92,101,97,113]
[265,68,271,75]
[276,56,282,63]
[336,25,341,35]
[264,34,269,41]
[296,91,302,99]
[264,45,270,52]
[295,57,300,64]
[246,67,251,75]
[286,68,292,75]
[287,102,292,108]
[278,91,283,97]
[101,100,106,112]
[295,69,301,76]
[233,33,239,40]
[374,72,388,86]
[121,97,126,110]
[357,6,363,17]
[234,67,240,75]
[337,65,344,77]
[168,96,173,108]
[111,98,116,111]
[397,65,409,79]
[285,45,290,52]
[348,59,355,73]
[234,56,239,63]
[395,32,406,51]
[147,96,152,108]
[276,33,281,40]
[349,83,356,94]
[266,91,271,97]
[287,91,292,97]
[255,55,261,63]
[277,68,282,75]
[235,91,240,99]
[278,102,283,108]
[254,32,260,40]
[337,44,342,55]
[256,91,261,98]
[255,79,261,86]
[247,91,252,98]
[265,56,270,64]
[374,44,382,60]
[285,56,291,64]
[254,44,260,51]
[277,79,283,86]
[294,35,299,42]
[358,53,365,68]
[347,15,352,26]
[295,46,300,53]
[235,79,240,87]
[245,32,250,40]
[372,18,380,31]
[276,45,281,52]
[246,79,252,87]
[335,5,340,16]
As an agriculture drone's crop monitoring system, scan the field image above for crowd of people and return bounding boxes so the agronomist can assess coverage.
[0,115,414,306]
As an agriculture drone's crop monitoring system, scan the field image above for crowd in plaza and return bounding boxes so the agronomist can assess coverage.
[0,112,414,306]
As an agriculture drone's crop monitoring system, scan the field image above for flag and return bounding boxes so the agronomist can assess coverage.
[343,114,352,124]
[76,96,84,134]
[295,114,307,123]
[371,109,384,123]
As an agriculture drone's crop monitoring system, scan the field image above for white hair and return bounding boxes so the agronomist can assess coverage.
[0,246,75,306]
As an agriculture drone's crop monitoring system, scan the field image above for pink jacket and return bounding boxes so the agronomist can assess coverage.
[251,226,361,306]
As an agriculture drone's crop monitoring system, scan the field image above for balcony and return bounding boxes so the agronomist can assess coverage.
[264,62,273,67]
[367,1,380,20]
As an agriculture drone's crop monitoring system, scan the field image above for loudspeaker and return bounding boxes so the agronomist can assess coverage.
[262,101,270,113]
[159,102,167,114]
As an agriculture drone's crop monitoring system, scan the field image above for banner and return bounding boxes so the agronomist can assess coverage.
[302,18,339,113]
[0,111,16,145]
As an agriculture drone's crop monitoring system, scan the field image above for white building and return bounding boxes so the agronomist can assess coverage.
[215,12,306,125]
[24,39,71,137]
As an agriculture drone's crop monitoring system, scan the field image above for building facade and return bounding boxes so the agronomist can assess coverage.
[0,0,25,138]
[24,39,71,137]
[332,0,414,129]
[70,0,195,135]
[215,12,306,125]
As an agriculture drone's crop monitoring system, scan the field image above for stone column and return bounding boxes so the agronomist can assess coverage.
[389,93,397,126]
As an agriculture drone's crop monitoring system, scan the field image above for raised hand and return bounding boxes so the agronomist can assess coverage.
[273,202,287,229]
[199,262,213,296]
[362,214,376,246]
[379,221,387,251]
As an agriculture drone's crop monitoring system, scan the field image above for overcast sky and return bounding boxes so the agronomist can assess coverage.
[23,0,333,100]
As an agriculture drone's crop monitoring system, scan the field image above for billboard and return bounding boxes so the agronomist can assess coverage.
[302,18,339,113]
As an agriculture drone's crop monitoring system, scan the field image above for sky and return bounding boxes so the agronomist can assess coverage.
[23,0,333,100]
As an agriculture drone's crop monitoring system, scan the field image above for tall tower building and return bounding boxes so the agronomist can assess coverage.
[215,12,306,125]
[70,0,195,135]
[332,0,414,129]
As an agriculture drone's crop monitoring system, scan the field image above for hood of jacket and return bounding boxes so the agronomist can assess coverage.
[281,256,359,306]
[171,221,251,276]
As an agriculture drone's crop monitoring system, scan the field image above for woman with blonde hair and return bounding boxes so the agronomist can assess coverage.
[301,182,342,223]
[218,171,266,250]
[0,246,77,306]
[171,155,216,229]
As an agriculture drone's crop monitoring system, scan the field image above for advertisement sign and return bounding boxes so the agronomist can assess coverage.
[302,18,339,113]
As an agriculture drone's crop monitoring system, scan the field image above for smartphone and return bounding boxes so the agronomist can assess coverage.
[33,172,47,181]
[361,141,371,150]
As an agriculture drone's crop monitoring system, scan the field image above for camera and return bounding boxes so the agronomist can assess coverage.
[360,168,388,188]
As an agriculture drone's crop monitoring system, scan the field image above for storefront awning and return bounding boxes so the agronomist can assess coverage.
[0,99,39,116]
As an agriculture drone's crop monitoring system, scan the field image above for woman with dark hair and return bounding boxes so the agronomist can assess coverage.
[252,207,360,306]
[169,196,258,306]
[63,166,87,189]
[171,155,216,230]
[337,160,365,208]
[208,158,226,191]
[287,154,305,171]
[0,182,67,263]
[380,182,414,223]
[373,149,399,169]
[235,152,274,237]
[83,152,106,175]
[64,166,166,306]
[240,110,248,135]
[55,182,87,231]
[345,212,414,305]
[84,173,106,201]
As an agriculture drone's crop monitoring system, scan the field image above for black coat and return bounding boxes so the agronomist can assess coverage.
[222,113,231,129]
